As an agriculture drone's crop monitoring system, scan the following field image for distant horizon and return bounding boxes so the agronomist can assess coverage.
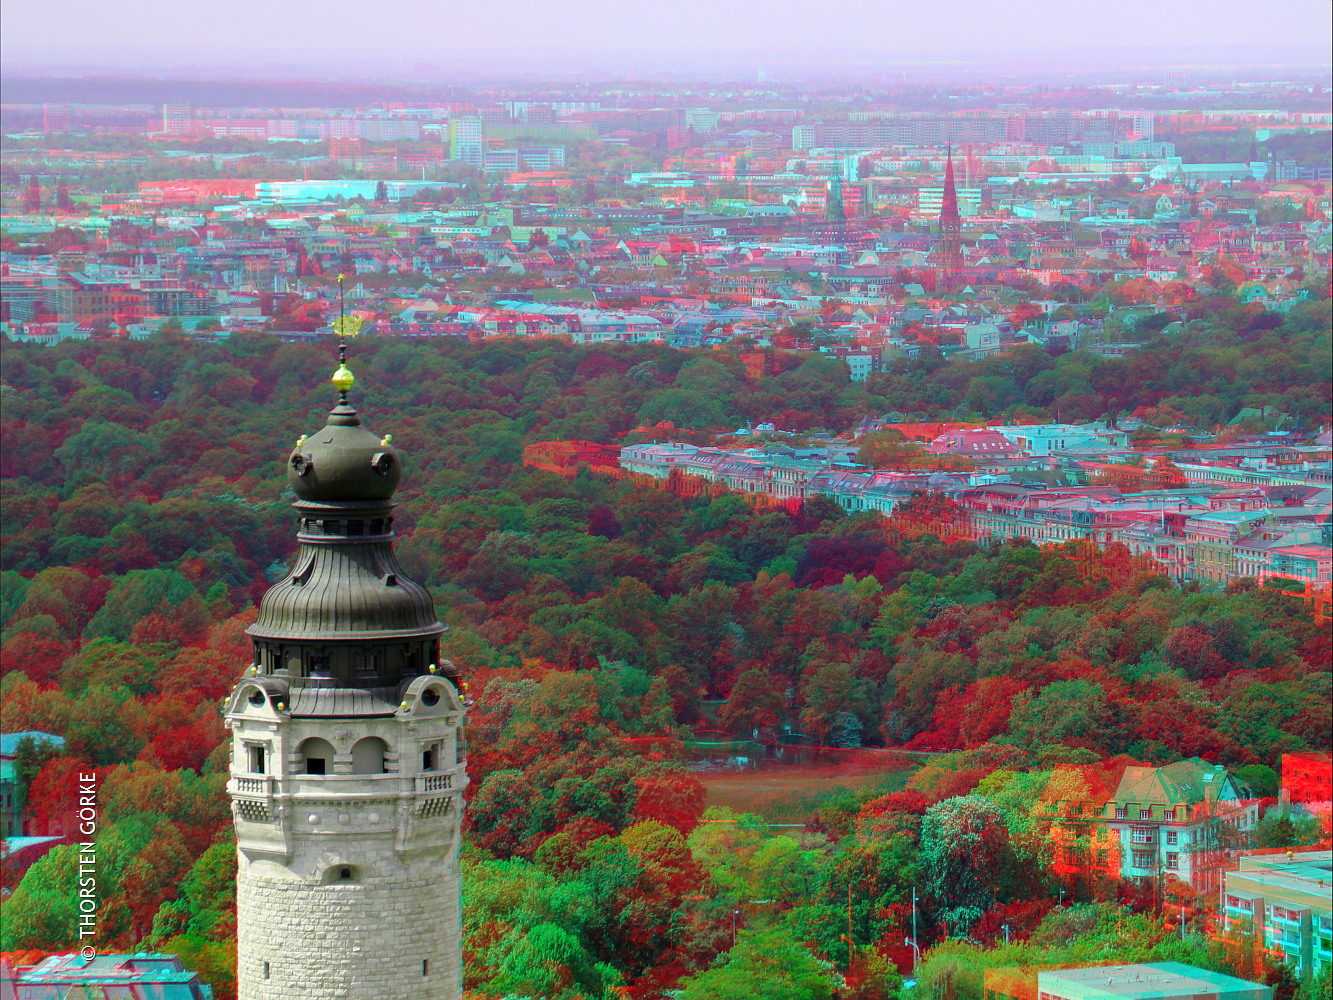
[3,0,1331,87]
[2,43,1331,92]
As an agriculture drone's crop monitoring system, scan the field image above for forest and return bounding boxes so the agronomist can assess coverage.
[0,316,1329,1000]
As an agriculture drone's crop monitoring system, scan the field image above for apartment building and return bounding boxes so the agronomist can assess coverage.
[1041,759,1257,888]
[1281,753,1332,806]
[1220,851,1331,981]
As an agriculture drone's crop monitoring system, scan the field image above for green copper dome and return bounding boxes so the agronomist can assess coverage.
[248,385,446,690]
[287,404,401,503]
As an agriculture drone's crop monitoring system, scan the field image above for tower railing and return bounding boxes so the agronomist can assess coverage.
[230,768,463,803]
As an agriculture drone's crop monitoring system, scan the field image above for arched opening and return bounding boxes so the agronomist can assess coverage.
[351,737,388,774]
[298,737,337,775]
[321,864,362,885]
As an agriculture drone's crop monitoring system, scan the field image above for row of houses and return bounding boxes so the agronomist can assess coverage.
[526,436,1332,596]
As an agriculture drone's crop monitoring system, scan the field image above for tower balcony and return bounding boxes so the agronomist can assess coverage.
[228,768,461,806]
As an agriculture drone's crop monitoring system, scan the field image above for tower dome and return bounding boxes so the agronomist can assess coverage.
[248,362,445,688]
[287,403,401,503]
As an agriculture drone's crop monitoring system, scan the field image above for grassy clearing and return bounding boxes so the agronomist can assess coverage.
[699,764,911,818]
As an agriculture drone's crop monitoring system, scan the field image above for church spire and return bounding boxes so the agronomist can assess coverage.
[935,144,963,293]
[941,146,960,227]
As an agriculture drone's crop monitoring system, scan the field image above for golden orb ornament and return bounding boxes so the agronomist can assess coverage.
[331,364,355,393]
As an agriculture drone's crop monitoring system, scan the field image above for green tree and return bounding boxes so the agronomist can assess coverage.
[921,795,1008,931]
[678,928,836,1000]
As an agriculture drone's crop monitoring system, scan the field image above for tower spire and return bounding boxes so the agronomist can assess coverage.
[331,273,356,405]
[933,144,963,294]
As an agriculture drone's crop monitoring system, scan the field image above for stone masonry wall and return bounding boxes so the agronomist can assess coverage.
[237,854,461,1000]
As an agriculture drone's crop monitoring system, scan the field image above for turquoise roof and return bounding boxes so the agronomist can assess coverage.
[0,732,65,757]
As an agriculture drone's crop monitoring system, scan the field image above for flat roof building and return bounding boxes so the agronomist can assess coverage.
[1038,963,1270,1000]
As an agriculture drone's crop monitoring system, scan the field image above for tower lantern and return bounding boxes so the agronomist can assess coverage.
[225,326,466,1000]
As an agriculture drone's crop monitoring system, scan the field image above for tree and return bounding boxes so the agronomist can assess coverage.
[718,668,786,737]
[374,180,388,202]
[678,928,836,1000]
[921,795,1009,930]
[1004,678,1113,753]
[10,735,63,822]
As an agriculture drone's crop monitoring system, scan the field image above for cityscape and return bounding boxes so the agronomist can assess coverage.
[0,14,1331,1000]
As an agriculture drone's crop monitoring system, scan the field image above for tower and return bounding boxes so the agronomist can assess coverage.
[225,317,466,1000]
[25,175,41,214]
[932,146,963,294]
[43,103,72,134]
[162,102,192,136]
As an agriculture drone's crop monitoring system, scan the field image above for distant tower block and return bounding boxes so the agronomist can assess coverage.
[162,102,192,136]
[225,355,466,1000]
[43,103,72,133]
[25,175,41,213]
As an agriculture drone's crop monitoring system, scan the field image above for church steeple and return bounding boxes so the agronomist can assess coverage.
[940,147,960,229]
[933,145,963,293]
[225,321,466,1000]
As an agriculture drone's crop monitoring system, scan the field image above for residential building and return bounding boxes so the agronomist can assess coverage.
[0,732,64,837]
[1,952,214,998]
[1219,851,1332,981]
[919,186,982,217]
[1281,752,1332,806]
[1040,759,1258,889]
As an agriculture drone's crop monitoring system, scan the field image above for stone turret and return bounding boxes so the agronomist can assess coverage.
[225,358,465,1000]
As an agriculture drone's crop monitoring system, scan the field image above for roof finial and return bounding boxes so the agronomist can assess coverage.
[331,272,356,403]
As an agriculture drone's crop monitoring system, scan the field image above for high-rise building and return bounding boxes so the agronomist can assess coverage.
[162,102,192,135]
[448,118,484,168]
[1123,110,1155,142]
[24,175,40,213]
[42,103,72,133]
[226,359,467,1000]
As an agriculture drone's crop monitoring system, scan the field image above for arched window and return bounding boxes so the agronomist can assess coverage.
[299,737,337,775]
[351,737,388,774]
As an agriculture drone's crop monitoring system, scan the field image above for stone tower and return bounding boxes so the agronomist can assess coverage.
[225,357,466,1000]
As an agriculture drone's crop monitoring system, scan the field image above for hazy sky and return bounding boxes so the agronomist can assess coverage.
[3,0,1331,78]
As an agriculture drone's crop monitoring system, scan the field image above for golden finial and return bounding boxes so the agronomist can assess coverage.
[428,663,437,674]
[400,700,410,712]
[276,701,286,712]
[380,434,392,446]
[297,434,307,447]
[332,364,355,394]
